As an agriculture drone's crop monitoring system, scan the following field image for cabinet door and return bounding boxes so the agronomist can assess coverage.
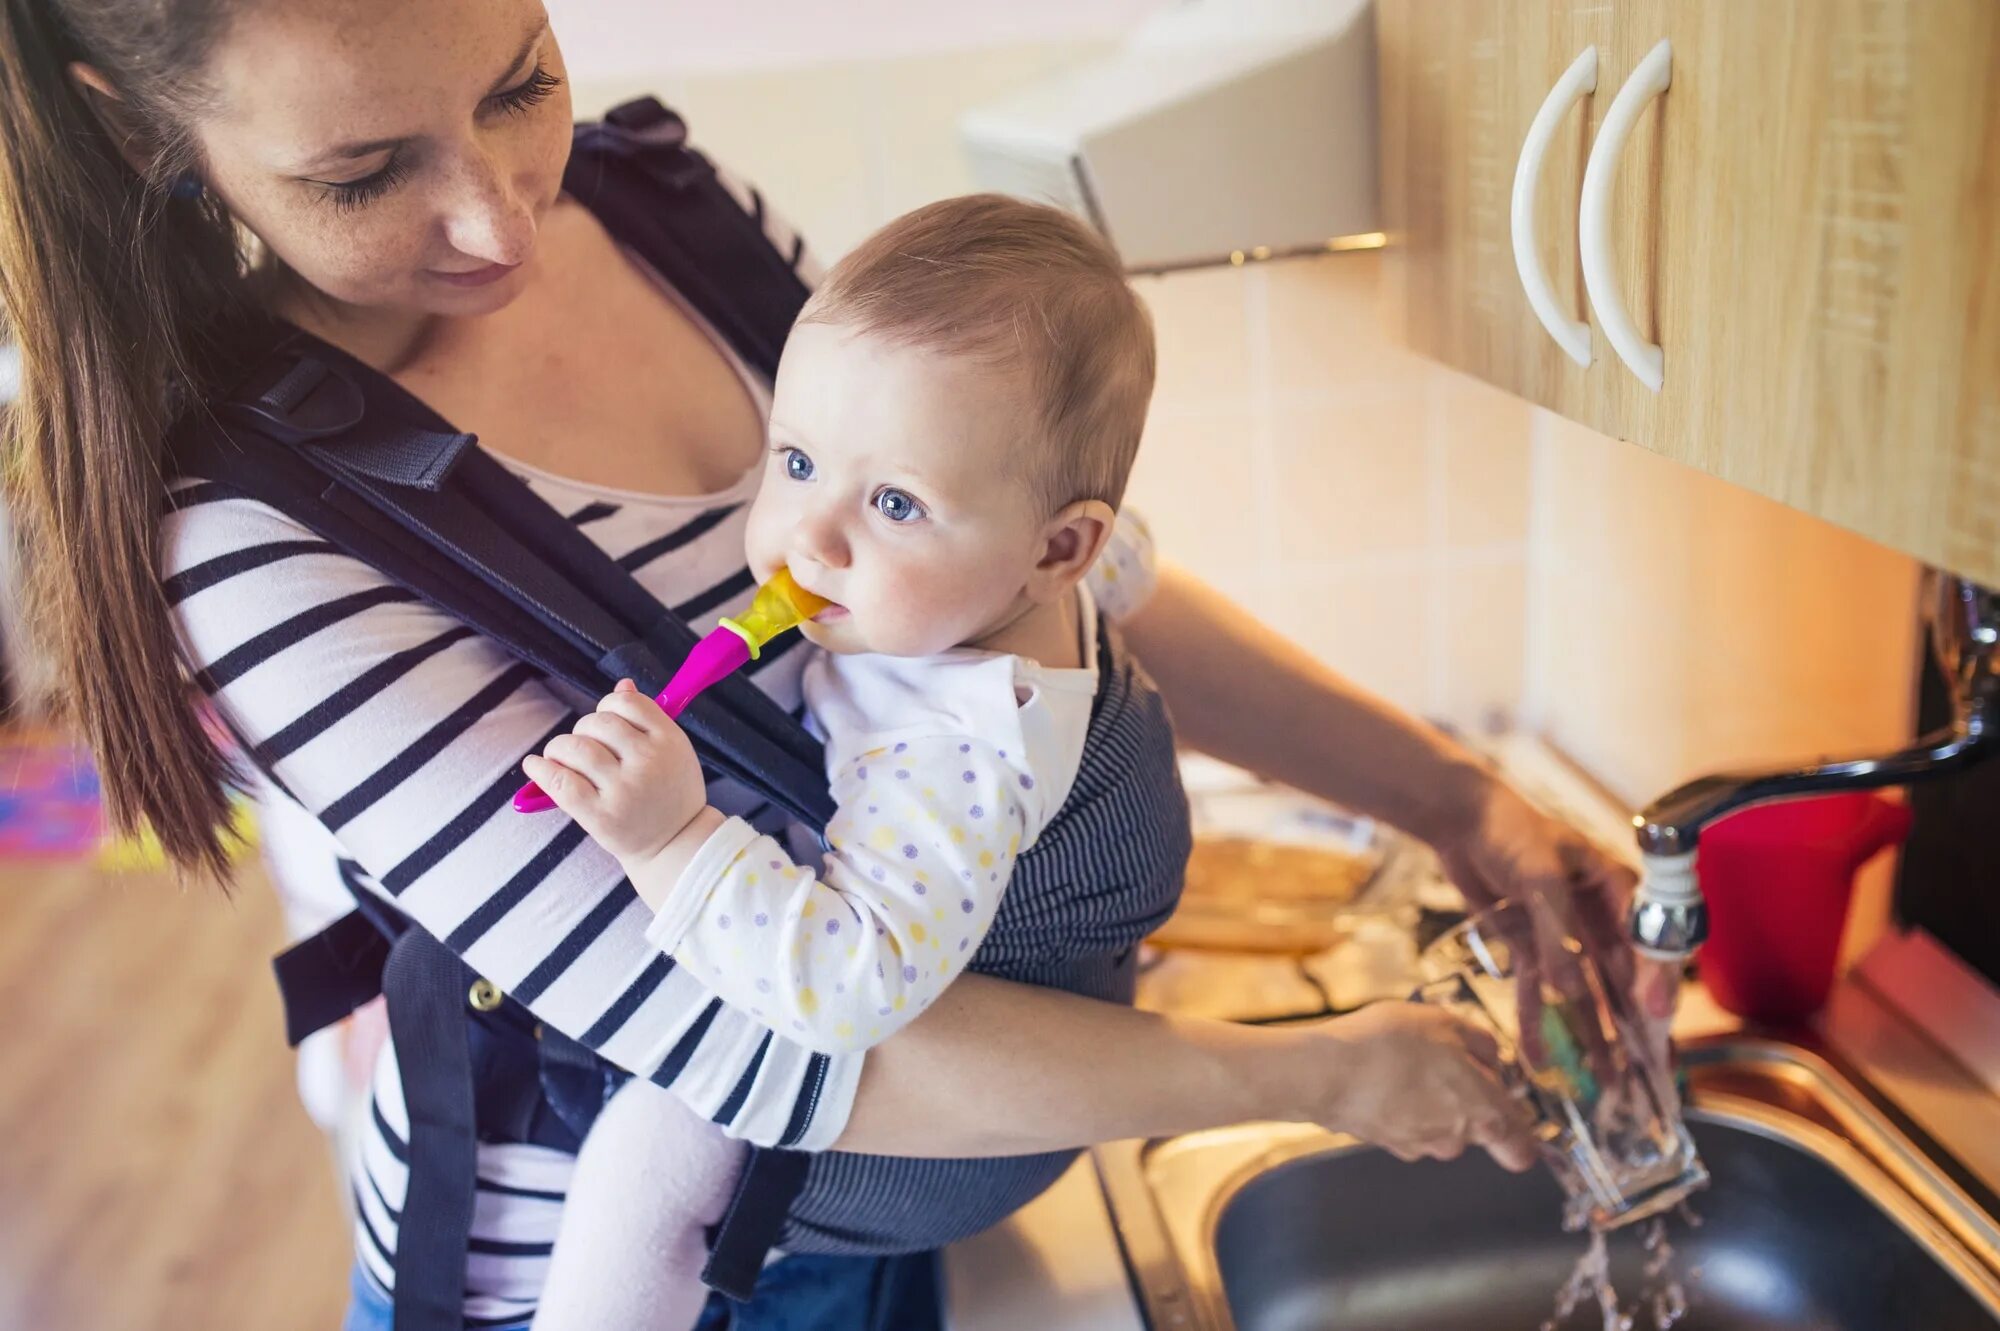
[1378,0,1615,421]
[1580,0,2000,583]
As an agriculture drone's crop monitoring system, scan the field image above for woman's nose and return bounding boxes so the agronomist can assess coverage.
[438,151,538,267]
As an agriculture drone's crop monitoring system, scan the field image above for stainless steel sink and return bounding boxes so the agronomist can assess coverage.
[1096,1038,2000,1330]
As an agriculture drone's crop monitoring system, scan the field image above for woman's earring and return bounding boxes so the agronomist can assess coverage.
[169,172,205,201]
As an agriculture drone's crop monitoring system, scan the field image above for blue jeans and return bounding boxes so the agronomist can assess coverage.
[339,1264,528,1331]
[340,1251,941,1330]
[695,1250,942,1331]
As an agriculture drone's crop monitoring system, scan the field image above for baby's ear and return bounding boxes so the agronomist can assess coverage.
[1025,500,1116,605]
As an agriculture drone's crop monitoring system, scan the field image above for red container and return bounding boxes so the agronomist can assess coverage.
[1696,793,1914,1022]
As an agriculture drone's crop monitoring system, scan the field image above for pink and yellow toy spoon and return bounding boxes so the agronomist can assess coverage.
[512,568,830,814]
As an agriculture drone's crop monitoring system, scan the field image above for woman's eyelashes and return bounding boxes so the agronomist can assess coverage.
[310,64,565,210]
[776,448,930,524]
[491,65,564,119]
[317,153,413,211]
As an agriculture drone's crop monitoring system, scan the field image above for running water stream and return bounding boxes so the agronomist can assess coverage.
[1542,1205,1702,1331]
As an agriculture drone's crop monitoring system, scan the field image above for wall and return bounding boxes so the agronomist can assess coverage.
[549,1,1169,76]
[1129,257,1535,731]
[1524,414,1923,810]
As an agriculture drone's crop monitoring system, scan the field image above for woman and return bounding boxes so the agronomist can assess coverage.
[0,0,1664,1325]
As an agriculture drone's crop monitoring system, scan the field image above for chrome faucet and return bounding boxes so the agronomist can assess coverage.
[1627,572,2000,961]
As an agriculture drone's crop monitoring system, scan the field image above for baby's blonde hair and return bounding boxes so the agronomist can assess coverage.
[799,194,1156,514]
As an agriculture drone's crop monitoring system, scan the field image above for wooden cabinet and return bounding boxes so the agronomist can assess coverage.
[1378,0,2000,585]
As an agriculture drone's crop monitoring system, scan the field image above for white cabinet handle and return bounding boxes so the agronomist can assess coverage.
[1510,46,1597,369]
[1580,38,1672,391]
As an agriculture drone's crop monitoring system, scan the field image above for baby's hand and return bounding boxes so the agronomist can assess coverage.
[522,680,708,865]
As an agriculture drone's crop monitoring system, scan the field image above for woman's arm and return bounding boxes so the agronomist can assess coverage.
[838,972,1537,1170]
[1120,561,1670,1020]
[168,493,1538,1168]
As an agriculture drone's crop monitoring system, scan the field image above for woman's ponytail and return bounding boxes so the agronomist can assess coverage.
[0,0,259,880]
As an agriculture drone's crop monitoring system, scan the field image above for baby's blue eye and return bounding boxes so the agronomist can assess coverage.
[875,489,926,523]
[783,448,814,481]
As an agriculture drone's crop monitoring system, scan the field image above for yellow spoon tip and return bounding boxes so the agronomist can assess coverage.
[717,568,831,658]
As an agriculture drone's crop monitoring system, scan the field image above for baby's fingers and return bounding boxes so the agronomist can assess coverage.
[523,753,598,820]
[542,733,623,791]
[597,680,668,733]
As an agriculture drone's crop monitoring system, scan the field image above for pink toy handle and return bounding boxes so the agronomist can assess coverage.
[512,628,754,814]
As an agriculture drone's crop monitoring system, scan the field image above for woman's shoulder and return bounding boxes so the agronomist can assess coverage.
[156,478,413,664]
[159,477,325,576]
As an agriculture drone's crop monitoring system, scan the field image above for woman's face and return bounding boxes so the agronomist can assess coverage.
[191,0,573,318]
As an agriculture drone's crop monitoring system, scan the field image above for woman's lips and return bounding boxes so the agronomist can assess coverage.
[429,261,520,288]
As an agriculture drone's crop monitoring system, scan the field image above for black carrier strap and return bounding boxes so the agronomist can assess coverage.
[570,98,809,379]
[381,931,482,1331]
[189,99,843,1326]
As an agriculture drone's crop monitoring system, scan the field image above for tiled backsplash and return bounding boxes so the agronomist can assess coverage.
[1525,411,1922,811]
[1125,255,1535,732]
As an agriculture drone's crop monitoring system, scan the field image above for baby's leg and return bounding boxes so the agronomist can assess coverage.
[532,1078,746,1331]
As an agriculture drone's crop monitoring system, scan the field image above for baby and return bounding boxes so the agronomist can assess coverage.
[522,193,1179,1329]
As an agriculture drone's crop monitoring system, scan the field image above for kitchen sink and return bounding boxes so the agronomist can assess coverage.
[1096,1038,2000,1330]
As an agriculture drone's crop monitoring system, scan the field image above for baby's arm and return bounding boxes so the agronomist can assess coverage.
[526,687,1031,1054]
[645,734,1030,1052]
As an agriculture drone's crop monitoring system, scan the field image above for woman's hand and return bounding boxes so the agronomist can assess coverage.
[1434,780,1682,1073]
[1290,1002,1541,1171]
[522,679,709,864]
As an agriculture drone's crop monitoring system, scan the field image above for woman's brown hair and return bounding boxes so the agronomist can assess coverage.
[0,0,265,879]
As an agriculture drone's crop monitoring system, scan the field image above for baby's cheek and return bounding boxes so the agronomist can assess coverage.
[740,501,783,584]
[870,558,997,655]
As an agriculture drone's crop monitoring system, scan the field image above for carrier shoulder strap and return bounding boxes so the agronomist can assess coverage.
[566,97,810,380]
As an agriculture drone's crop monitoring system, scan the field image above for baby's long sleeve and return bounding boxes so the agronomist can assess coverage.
[645,733,1036,1054]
